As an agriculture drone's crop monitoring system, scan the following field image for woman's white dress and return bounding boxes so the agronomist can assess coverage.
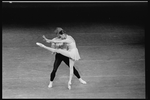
[53,35,81,61]
[68,42,81,61]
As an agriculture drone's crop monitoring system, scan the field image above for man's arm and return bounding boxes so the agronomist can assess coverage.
[43,35,58,43]
[50,37,71,44]
[43,35,51,43]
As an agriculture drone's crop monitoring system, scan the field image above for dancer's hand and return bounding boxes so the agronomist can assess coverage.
[43,35,52,43]
[43,35,48,42]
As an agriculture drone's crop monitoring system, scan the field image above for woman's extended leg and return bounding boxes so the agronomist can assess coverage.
[68,59,75,90]
[37,43,72,59]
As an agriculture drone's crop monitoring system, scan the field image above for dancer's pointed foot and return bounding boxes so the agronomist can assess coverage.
[36,42,56,53]
[68,81,71,90]
[36,42,45,48]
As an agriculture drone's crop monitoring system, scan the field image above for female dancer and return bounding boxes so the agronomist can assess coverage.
[37,27,86,89]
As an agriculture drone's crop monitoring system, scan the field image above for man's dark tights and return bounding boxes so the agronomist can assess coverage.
[50,53,81,81]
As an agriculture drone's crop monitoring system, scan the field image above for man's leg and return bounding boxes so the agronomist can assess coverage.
[48,54,63,88]
[62,55,87,84]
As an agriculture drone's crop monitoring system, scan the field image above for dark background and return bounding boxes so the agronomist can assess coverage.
[2,2,148,26]
[2,2,147,47]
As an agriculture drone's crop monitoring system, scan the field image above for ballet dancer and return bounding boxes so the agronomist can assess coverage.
[37,27,86,90]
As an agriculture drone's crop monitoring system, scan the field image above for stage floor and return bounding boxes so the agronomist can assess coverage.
[2,24,145,98]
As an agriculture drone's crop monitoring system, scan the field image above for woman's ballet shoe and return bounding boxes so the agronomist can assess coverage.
[68,82,72,90]
[68,84,71,90]
[36,42,45,48]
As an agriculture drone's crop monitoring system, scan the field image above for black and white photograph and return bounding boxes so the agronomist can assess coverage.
[2,1,147,99]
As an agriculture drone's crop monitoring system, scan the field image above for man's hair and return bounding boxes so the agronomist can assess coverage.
[55,27,65,35]
[59,30,64,35]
